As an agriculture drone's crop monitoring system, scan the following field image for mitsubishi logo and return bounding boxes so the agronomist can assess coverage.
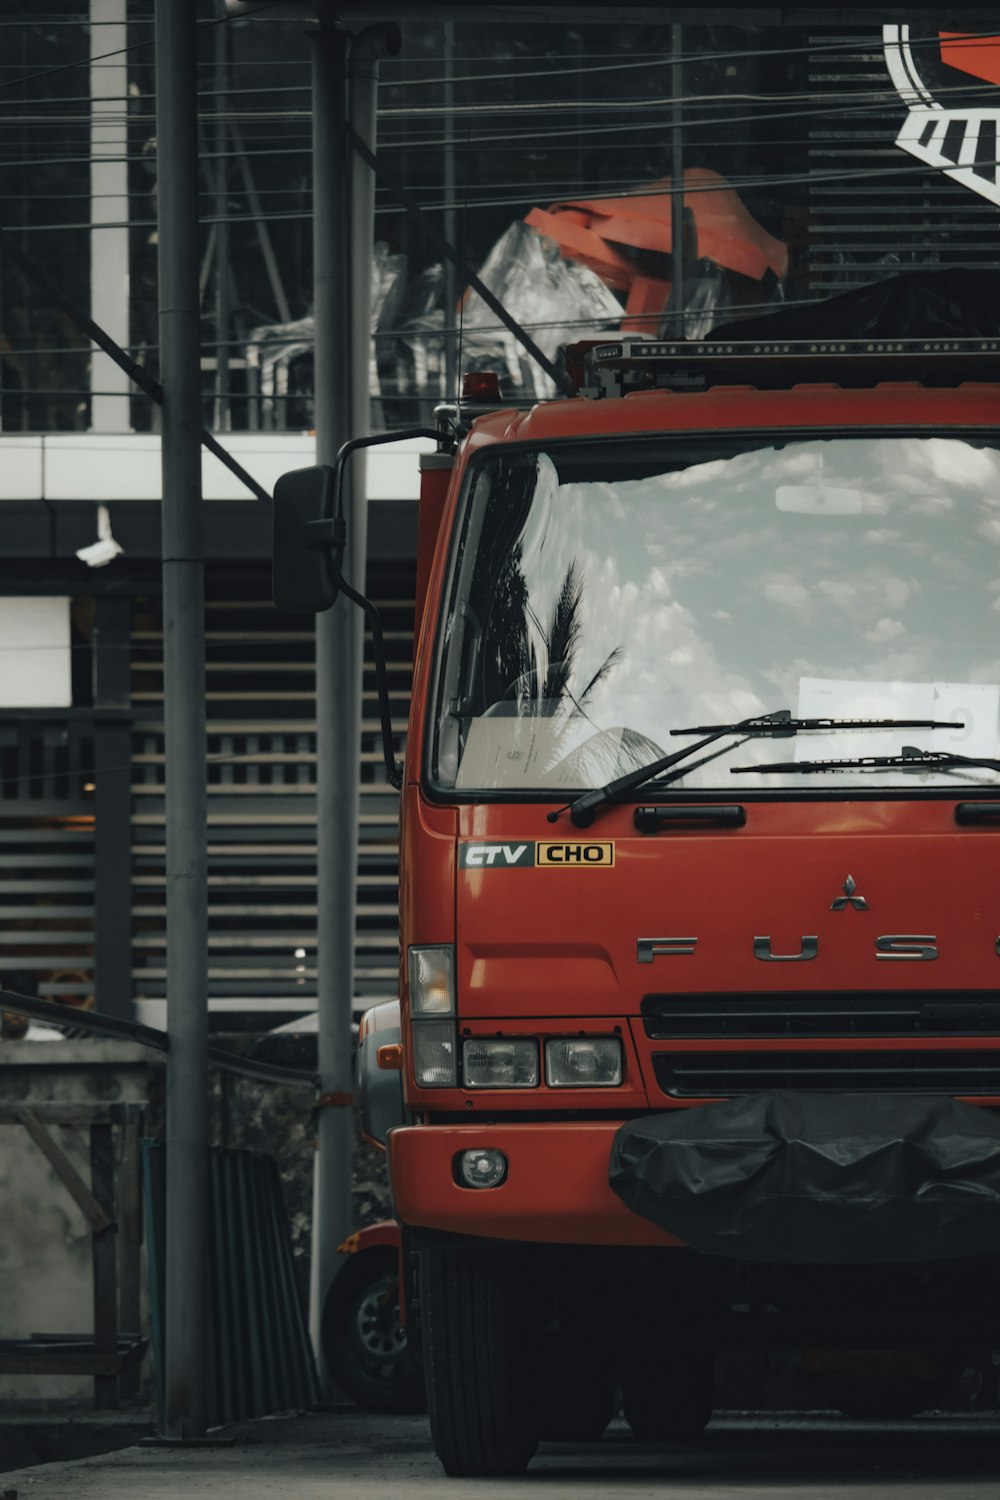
[831,874,868,912]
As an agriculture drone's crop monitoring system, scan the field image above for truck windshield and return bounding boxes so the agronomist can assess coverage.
[429,432,1000,794]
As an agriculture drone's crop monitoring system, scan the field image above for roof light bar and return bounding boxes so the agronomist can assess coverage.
[590,337,1000,364]
[574,335,1000,399]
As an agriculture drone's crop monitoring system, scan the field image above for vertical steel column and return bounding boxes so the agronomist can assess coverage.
[348,26,397,554]
[93,596,133,1022]
[213,17,231,432]
[90,0,131,431]
[307,18,354,1384]
[442,21,458,398]
[667,23,686,338]
[154,0,210,1438]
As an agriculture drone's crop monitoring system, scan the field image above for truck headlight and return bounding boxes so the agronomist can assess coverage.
[463,1037,539,1088]
[412,1017,457,1087]
[545,1036,623,1087]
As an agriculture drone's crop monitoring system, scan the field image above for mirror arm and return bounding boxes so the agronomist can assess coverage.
[331,557,404,791]
[304,516,344,551]
[317,426,453,790]
[330,425,444,526]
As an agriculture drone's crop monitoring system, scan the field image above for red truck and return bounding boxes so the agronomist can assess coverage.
[277,328,1000,1475]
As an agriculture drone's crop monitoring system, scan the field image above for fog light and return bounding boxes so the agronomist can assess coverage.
[463,1036,539,1088]
[457,1148,507,1189]
[545,1036,623,1087]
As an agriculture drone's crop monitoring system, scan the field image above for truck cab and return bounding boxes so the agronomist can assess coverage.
[281,336,1000,1475]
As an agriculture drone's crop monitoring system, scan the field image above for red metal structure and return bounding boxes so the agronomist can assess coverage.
[525,169,787,329]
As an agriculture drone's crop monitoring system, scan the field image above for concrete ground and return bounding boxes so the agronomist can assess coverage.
[0,1405,151,1475]
[2,1409,999,1499]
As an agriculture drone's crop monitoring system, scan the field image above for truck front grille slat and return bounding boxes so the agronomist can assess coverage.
[653,1050,1000,1098]
[642,991,1000,1039]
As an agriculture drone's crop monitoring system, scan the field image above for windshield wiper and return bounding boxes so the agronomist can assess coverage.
[548,712,963,827]
[735,747,1000,777]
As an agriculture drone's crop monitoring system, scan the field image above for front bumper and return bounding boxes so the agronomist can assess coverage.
[387,1120,683,1246]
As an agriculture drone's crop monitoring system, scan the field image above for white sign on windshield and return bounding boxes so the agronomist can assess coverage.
[796,677,1000,762]
[456,715,632,790]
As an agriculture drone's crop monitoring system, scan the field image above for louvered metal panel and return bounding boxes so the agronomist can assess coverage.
[806,30,1000,294]
[130,565,414,1030]
[0,821,96,1006]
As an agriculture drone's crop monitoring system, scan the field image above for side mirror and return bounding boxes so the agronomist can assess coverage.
[272,464,339,612]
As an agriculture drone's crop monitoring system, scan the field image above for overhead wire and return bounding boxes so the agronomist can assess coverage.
[0,0,287,93]
[383,29,1000,87]
[6,69,1000,172]
[7,145,1000,237]
[2,18,999,93]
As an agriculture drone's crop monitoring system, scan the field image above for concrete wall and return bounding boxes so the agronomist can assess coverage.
[0,1040,153,1402]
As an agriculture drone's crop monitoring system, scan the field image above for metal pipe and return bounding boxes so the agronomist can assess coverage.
[154,0,210,1439]
[307,16,352,1391]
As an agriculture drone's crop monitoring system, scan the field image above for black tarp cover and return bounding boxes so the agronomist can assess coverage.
[709,268,1000,342]
[610,1092,1000,1265]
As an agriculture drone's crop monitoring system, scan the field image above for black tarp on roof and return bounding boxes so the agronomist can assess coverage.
[709,269,1000,342]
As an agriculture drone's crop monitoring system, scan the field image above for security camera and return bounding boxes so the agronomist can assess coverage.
[76,505,123,568]
[76,537,123,568]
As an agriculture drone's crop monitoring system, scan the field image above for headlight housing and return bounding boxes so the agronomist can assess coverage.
[409,945,454,1014]
[545,1036,623,1087]
[463,1037,539,1089]
[412,1016,457,1087]
[409,945,456,1086]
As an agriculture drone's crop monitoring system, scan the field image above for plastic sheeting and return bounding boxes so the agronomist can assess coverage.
[244,242,407,425]
[460,219,625,399]
[709,266,1000,342]
[610,1091,1000,1266]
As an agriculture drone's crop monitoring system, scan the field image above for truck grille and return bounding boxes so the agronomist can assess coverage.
[642,991,1000,1039]
[653,1049,1000,1098]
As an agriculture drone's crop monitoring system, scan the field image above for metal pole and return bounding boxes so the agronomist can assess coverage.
[442,20,458,399]
[155,0,210,1438]
[213,16,231,432]
[349,25,397,515]
[307,17,354,1388]
[90,0,130,431]
[667,22,686,338]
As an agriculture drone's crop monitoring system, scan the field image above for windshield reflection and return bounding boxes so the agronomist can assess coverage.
[432,434,1000,793]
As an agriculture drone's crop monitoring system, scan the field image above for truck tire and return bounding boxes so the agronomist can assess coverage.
[322,1247,425,1414]
[623,1353,713,1442]
[419,1244,540,1477]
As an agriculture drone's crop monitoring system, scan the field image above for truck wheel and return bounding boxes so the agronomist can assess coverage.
[623,1353,713,1442]
[322,1247,425,1414]
[419,1244,540,1476]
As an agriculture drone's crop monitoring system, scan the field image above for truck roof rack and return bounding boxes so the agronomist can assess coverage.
[568,337,1000,399]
